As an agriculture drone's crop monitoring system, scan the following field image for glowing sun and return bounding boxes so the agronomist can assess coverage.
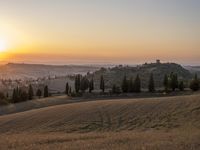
[0,39,7,52]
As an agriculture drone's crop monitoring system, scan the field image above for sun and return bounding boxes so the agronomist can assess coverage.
[0,39,7,52]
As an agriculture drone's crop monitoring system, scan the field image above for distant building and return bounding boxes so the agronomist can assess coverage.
[156,59,161,64]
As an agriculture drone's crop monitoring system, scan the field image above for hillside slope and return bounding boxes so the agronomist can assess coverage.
[0,63,99,79]
[0,94,200,133]
[89,63,192,89]
[0,95,75,116]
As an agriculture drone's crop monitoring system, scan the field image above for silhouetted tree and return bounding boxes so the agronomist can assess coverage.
[75,74,81,93]
[89,78,94,93]
[12,88,17,103]
[100,75,105,93]
[44,86,49,98]
[128,77,134,92]
[190,74,199,91]
[28,84,34,100]
[133,74,141,93]
[36,89,42,98]
[148,73,155,92]
[80,76,89,92]
[121,75,128,93]
[65,82,69,95]
[12,87,20,103]
[12,87,28,103]
[169,73,178,91]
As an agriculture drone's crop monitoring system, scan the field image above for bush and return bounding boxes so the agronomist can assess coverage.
[190,80,199,91]
[190,74,199,91]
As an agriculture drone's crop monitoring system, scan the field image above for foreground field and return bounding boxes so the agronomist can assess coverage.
[1,130,200,150]
[0,94,200,149]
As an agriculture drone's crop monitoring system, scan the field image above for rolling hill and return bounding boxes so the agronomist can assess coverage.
[0,94,200,133]
[0,94,200,149]
[0,63,100,79]
[185,66,200,76]
[0,62,195,95]
[88,62,192,89]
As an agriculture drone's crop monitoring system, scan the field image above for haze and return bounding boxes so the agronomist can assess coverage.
[0,0,199,65]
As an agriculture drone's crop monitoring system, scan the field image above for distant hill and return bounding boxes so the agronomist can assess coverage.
[89,62,192,89]
[0,63,100,79]
[0,62,194,93]
[184,66,200,76]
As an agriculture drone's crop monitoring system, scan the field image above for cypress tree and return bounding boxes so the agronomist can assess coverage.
[12,88,28,103]
[128,78,134,93]
[80,76,89,92]
[75,75,78,93]
[121,75,128,93]
[65,82,69,95]
[134,74,141,93]
[89,78,94,93]
[148,73,155,92]
[170,73,178,91]
[12,88,16,103]
[16,87,20,103]
[100,75,105,93]
[28,84,34,100]
[44,86,49,98]
[75,74,81,93]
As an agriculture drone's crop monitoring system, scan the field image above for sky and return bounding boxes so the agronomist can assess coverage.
[0,0,199,65]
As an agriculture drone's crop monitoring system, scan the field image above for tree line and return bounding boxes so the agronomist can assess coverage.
[3,72,200,104]
[11,85,49,103]
[64,72,200,96]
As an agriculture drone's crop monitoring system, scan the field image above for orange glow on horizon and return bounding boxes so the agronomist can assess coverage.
[0,1,199,65]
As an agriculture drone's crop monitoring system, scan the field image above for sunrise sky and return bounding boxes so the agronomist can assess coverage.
[0,0,199,65]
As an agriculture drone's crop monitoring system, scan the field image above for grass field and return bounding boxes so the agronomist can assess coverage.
[0,94,200,149]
